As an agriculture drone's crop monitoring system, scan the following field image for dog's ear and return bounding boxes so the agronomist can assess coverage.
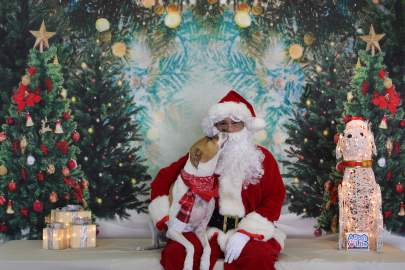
[189,147,202,169]
[367,123,377,156]
[336,133,344,159]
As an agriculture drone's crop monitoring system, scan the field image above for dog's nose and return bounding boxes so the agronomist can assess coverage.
[347,134,352,138]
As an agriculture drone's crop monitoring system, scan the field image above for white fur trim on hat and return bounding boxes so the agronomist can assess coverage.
[238,212,286,250]
[201,101,265,136]
[148,195,170,226]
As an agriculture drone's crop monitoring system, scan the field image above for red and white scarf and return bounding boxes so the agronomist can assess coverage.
[176,170,218,224]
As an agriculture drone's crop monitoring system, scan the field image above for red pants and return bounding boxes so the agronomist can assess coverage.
[161,232,281,270]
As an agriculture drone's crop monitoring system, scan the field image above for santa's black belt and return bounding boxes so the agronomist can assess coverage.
[208,208,240,233]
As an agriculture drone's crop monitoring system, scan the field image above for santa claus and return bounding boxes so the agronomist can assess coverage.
[149,90,286,270]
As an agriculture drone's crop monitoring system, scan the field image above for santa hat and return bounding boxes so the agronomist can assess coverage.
[201,90,265,136]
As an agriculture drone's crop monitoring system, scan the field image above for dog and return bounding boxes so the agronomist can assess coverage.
[336,118,383,251]
[167,133,228,270]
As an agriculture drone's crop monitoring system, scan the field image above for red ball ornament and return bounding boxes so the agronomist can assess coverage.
[0,132,7,142]
[71,130,80,142]
[20,168,28,181]
[385,170,393,181]
[378,69,385,79]
[400,120,405,127]
[40,144,49,155]
[314,228,322,237]
[62,167,70,176]
[81,179,89,189]
[396,183,404,193]
[0,223,8,232]
[6,117,15,125]
[44,78,53,92]
[384,209,392,218]
[0,195,6,205]
[56,140,69,155]
[67,159,77,170]
[36,171,45,183]
[33,200,43,213]
[361,81,370,95]
[8,181,17,192]
[20,207,29,217]
[27,66,37,76]
[62,112,71,121]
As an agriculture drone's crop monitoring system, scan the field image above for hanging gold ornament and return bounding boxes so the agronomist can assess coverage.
[49,191,58,203]
[154,4,165,15]
[0,165,7,176]
[142,0,155,8]
[399,202,405,216]
[383,78,393,89]
[347,91,354,103]
[6,200,14,215]
[359,24,385,56]
[20,136,28,154]
[251,0,264,16]
[26,113,34,127]
[54,120,64,134]
[208,0,218,4]
[99,31,112,43]
[379,115,388,129]
[60,88,67,99]
[112,42,127,58]
[21,75,31,86]
[355,58,362,69]
[53,56,59,65]
[303,33,315,46]
[386,137,393,157]
[29,20,56,52]
[288,44,304,60]
[47,164,56,174]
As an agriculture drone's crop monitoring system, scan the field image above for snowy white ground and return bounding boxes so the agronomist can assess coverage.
[96,205,405,251]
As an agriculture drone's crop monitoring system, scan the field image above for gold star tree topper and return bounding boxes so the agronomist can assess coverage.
[360,25,385,56]
[30,20,56,52]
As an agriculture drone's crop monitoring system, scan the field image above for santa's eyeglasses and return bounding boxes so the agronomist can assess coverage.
[214,120,244,131]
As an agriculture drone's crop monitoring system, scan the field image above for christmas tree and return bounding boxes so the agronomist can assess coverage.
[335,26,404,233]
[283,37,353,227]
[65,34,151,219]
[0,23,88,240]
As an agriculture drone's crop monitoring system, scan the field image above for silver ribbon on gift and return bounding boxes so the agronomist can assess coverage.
[73,217,91,225]
[79,225,88,248]
[62,204,83,211]
[47,223,64,249]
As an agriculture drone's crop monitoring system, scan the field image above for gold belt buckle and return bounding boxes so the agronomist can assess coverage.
[223,215,240,233]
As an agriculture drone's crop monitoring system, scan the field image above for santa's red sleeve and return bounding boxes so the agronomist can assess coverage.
[148,154,188,230]
[237,147,286,248]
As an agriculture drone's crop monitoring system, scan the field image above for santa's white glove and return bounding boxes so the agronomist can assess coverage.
[224,232,250,264]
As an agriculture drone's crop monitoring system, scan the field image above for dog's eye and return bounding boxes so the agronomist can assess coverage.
[347,134,352,138]
[360,133,364,137]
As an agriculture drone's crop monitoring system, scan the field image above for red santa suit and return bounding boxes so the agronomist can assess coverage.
[148,90,286,270]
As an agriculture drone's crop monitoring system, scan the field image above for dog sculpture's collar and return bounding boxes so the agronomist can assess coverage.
[341,160,373,168]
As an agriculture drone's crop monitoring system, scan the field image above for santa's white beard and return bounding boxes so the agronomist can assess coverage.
[215,128,264,186]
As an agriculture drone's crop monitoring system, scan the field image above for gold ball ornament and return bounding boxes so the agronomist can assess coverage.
[81,62,88,69]
[0,165,8,176]
[303,33,316,46]
[96,197,103,204]
[99,31,112,43]
[306,99,312,107]
[323,129,329,136]
[315,65,322,73]
[304,138,309,143]
[131,178,137,185]
[251,5,264,16]
[71,96,77,103]
[154,5,165,15]
[142,0,155,8]
[21,75,31,86]
[289,44,304,60]
[164,6,182,29]
[88,127,94,134]
[95,18,110,32]
[112,42,127,58]
[384,78,393,89]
